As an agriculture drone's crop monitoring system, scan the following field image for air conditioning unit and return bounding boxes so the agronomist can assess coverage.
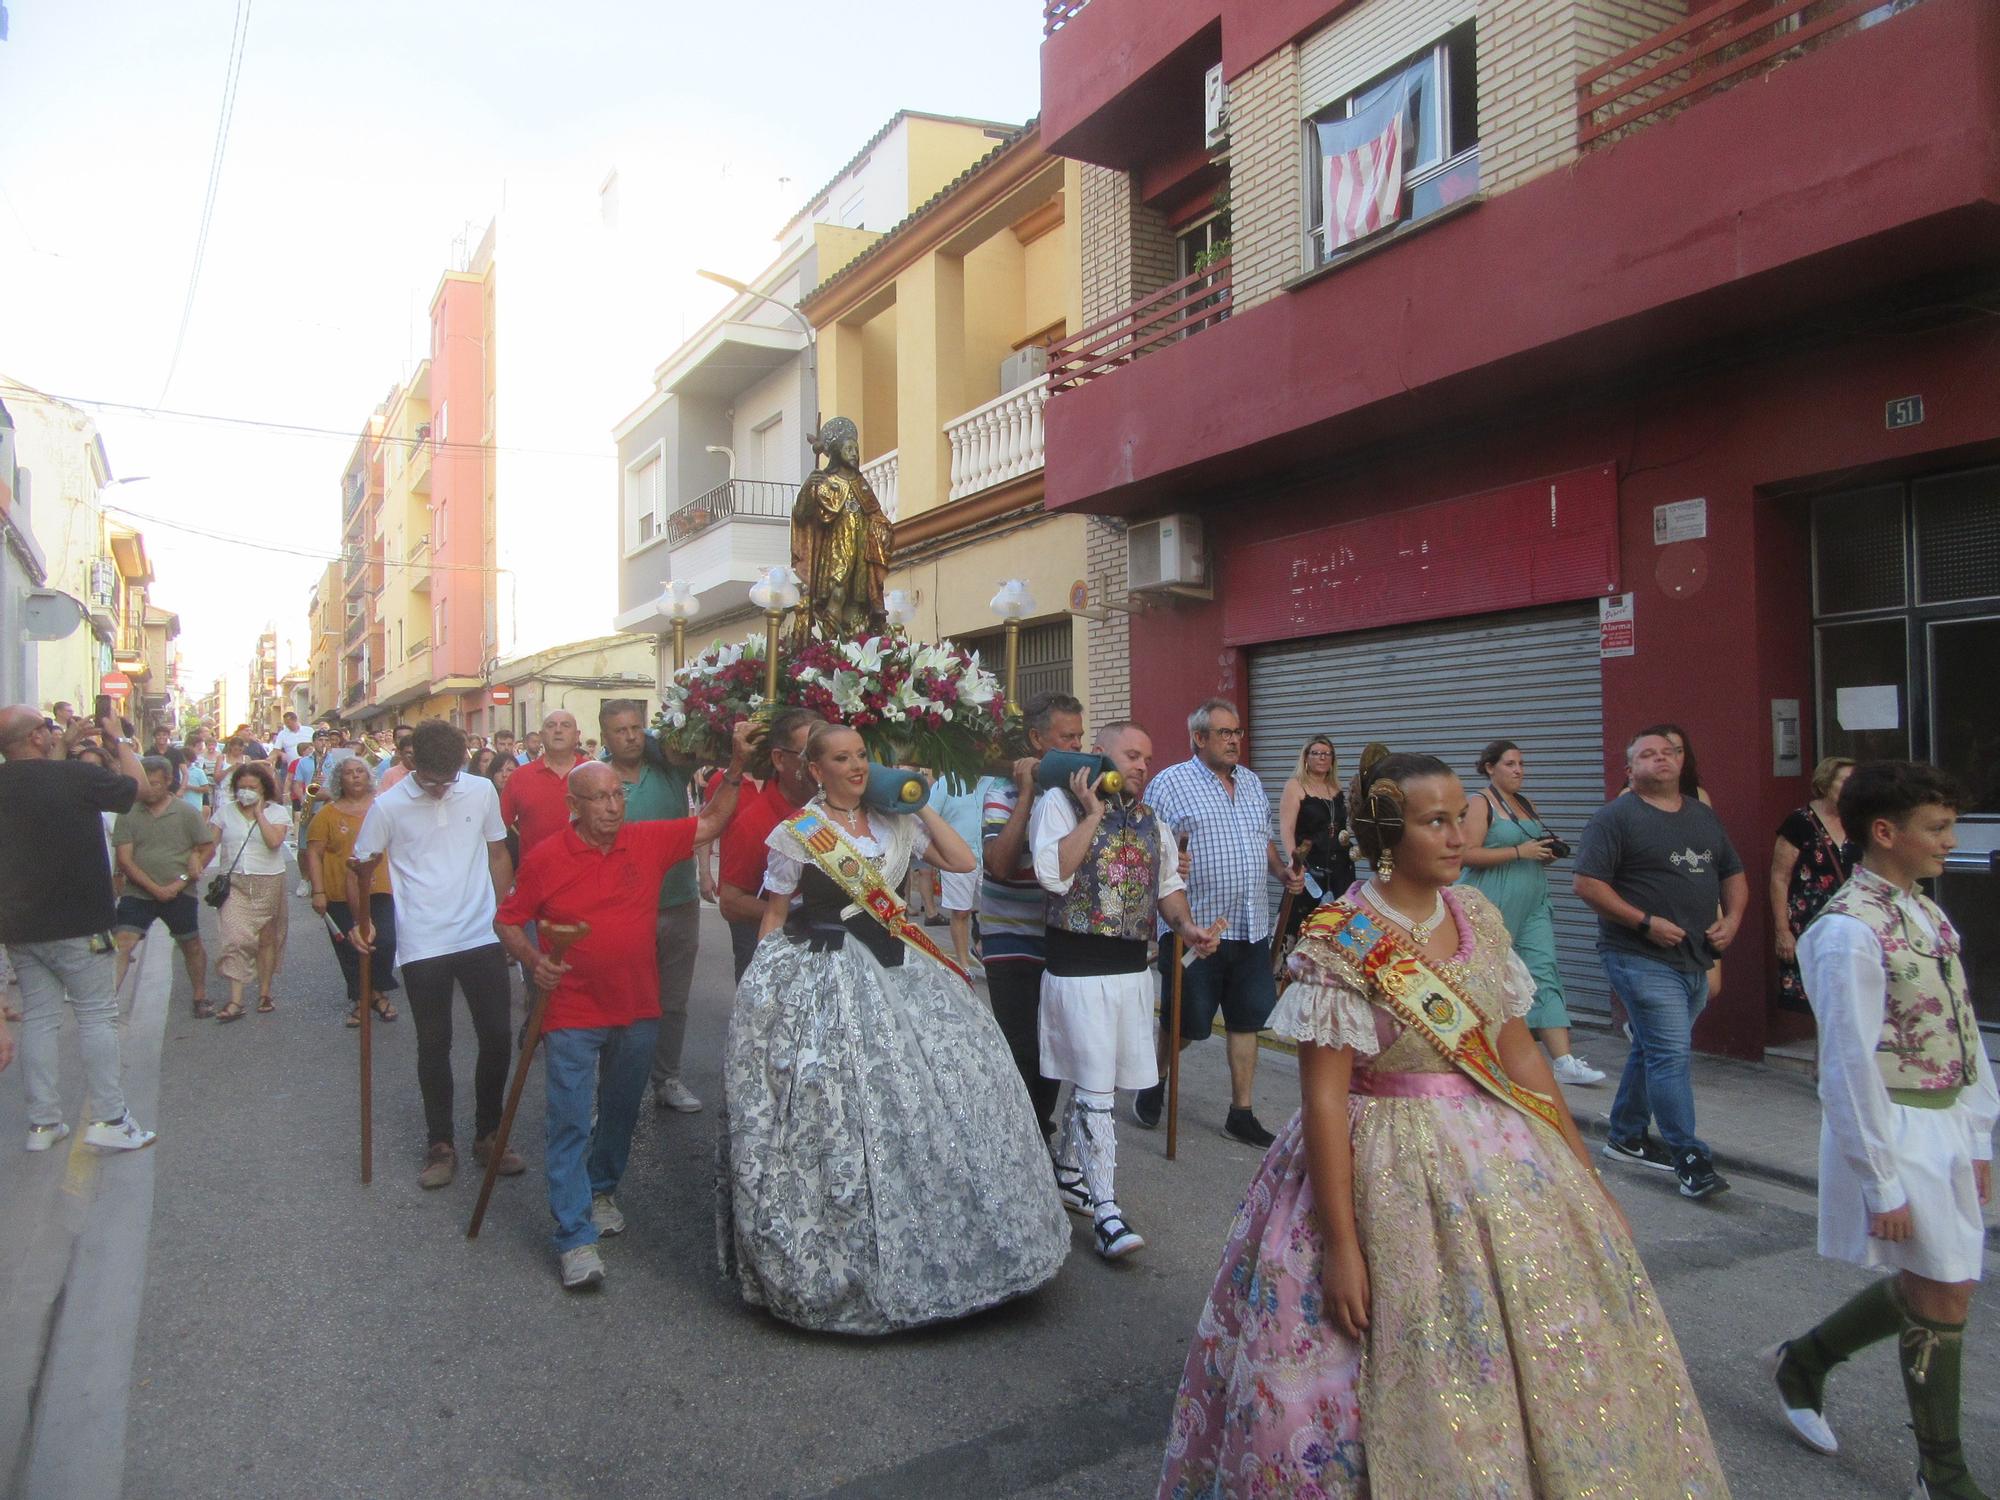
[998,345,1048,394]
[1204,63,1229,150]
[345,602,364,619]
[1127,513,1210,598]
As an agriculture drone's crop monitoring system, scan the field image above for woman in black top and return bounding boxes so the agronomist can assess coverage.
[1276,736,1355,958]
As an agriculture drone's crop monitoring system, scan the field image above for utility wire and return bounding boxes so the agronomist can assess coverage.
[102,501,511,576]
[157,0,253,406]
[0,383,614,462]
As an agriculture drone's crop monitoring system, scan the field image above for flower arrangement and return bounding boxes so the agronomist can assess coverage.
[652,627,1010,787]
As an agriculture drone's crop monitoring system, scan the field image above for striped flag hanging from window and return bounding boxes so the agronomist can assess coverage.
[1319,80,1410,253]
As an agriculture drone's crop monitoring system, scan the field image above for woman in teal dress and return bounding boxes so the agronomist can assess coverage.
[1460,739,1606,1088]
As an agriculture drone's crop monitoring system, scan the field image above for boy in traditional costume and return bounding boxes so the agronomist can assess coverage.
[1030,722,1220,1260]
[1766,760,1994,1500]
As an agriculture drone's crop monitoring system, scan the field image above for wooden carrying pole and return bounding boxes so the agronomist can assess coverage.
[467,921,589,1240]
[1166,933,1185,1162]
[347,855,384,1186]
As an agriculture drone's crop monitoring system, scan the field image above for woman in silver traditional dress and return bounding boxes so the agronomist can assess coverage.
[717,724,1070,1334]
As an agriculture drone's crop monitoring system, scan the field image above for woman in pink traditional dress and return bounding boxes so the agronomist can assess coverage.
[1158,752,1729,1499]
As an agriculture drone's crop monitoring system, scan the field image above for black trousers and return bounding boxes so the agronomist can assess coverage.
[326,895,399,1003]
[400,942,512,1147]
[986,960,1060,1137]
[727,917,762,983]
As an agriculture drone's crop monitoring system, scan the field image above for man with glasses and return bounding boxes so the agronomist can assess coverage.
[496,732,752,1289]
[350,719,519,1191]
[1138,698,1301,1148]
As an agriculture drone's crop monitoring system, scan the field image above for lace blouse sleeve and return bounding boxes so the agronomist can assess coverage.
[763,823,806,897]
[1268,974,1382,1055]
[1499,948,1538,1021]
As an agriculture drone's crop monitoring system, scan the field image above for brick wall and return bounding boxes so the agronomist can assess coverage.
[1226,45,1305,312]
[1083,514,1130,727]
[1079,164,1178,326]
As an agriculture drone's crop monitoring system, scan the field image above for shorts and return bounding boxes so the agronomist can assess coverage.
[114,891,201,942]
[1157,936,1278,1040]
[938,867,979,914]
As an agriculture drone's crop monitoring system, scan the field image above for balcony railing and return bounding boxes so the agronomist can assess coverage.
[1043,0,1089,36]
[1578,0,1917,149]
[946,384,1047,501]
[1048,258,1231,394]
[665,478,793,545]
[862,449,900,520]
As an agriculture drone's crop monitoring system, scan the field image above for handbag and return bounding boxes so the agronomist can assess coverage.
[204,819,256,909]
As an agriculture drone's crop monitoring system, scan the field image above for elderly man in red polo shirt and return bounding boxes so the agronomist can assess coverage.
[496,721,756,1290]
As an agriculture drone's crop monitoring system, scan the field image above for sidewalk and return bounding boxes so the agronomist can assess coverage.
[1560,1023,2000,1242]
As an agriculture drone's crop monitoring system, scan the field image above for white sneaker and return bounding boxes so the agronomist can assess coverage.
[82,1113,157,1152]
[559,1243,606,1290]
[1551,1053,1607,1087]
[25,1122,71,1152]
[590,1192,626,1238]
[653,1078,702,1113]
[294,878,311,899]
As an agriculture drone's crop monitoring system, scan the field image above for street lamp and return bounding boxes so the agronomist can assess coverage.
[747,565,801,703]
[989,579,1037,710]
[884,588,918,631]
[656,579,700,672]
[696,268,819,426]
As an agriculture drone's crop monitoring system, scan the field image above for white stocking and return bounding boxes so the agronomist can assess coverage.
[1068,1087,1120,1224]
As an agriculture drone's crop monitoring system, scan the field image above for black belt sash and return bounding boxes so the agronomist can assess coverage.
[787,909,905,968]
[1043,928,1148,979]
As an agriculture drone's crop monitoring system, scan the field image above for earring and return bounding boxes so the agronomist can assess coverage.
[1376,845,1395,878]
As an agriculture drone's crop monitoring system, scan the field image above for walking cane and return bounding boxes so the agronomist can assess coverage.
[347,854,384,1186]
[1167,932,1185,1162]
[467,921,589,1240]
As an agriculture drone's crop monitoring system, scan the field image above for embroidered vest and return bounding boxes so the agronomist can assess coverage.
[1815,872,1979,1093]
[1046,799,1164,943]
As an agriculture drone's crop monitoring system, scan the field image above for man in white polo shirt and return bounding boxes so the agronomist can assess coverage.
[350,718,520,1191]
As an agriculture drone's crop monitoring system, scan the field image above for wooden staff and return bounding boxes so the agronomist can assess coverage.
[467,920,589,1240]
[1270,840,1313,985]
[1167,932,1185,1161]
[346,854,384,1186]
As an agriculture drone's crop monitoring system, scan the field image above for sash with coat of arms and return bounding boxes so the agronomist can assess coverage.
[782,808,972,984]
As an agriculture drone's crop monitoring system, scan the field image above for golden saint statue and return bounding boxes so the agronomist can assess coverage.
[790,416,890,647]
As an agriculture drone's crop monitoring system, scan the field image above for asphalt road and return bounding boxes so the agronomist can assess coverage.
[6,877,1993,1499]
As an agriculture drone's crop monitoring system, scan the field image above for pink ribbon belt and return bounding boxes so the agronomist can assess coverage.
[1352,1070,1479,1099]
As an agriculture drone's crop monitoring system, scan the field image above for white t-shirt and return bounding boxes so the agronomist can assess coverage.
[354,772,508,964]
[272,726,312,764]
[211,799,293,876]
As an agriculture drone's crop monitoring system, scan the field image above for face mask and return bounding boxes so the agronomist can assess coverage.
[236,787,261,807]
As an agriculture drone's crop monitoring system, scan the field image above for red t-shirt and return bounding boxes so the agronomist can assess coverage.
[500,756,576,860]
[718,777,809,896]
[497,819,698,1030]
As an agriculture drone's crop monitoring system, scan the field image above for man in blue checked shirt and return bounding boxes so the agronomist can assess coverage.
[1138,698,1303,1147]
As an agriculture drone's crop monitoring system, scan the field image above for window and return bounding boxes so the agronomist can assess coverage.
[1304,23,1478,268]
[435,401,449,443]
[1177,214,1231,280]
[626,449,663,551]
[434,602,448,648]
[434,504,448,550]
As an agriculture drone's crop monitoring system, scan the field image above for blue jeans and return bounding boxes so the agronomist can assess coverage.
[1602,948,1709,1157]
[543,1020,658,1253]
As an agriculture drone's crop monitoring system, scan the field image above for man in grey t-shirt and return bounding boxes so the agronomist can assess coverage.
[1574,728,1747,1201]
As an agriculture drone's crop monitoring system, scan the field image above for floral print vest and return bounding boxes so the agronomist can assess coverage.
[1046,798,1164,942]
[1817,868,1979,1092]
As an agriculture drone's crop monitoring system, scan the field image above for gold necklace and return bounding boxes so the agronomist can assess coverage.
[1367,881,1447,944]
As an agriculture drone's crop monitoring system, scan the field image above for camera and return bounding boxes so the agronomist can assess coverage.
[1544,835,1572,860]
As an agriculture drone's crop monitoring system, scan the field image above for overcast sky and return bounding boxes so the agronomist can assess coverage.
[0,0,1041,703]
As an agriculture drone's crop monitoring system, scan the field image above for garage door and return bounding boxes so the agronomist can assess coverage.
[1247,604,1610,1017]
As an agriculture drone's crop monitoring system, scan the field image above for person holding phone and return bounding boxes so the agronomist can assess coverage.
[1461,740,1603,1087]
[0,704,157,1152]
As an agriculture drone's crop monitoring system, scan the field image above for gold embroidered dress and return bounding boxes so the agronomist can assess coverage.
[1159,884,1728,1498]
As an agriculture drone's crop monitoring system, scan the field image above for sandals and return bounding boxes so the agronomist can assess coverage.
[192,999,214,1019]
[345,1006,362,1028]
[257,994,277,1014]
[215,1001,246,1023]
[371,995,398,1022]
[1092,1214,1145,1261]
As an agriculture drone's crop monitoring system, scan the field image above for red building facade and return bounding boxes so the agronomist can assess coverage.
[1042,0,2000,1058]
